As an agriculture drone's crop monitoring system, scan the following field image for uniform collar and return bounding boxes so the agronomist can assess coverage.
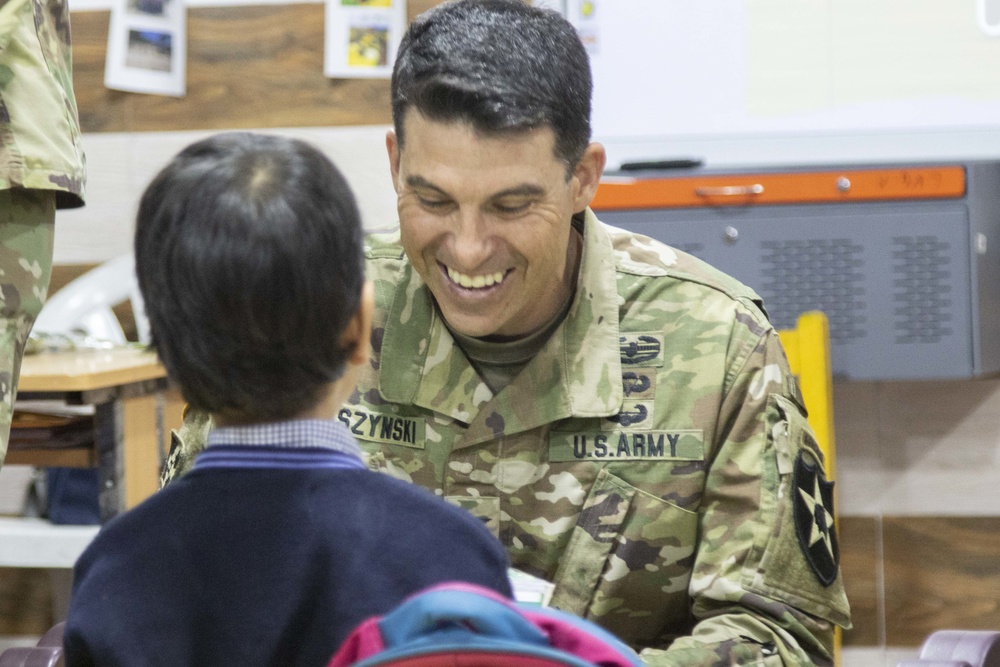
[379,209,622,446]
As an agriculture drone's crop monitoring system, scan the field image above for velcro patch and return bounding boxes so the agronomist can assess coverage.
[793,452,839,587]
[619,333,664,367]
[337,407,425,449]
[621,369,656,399]
[604,399,654,430]
[549,430,704,462]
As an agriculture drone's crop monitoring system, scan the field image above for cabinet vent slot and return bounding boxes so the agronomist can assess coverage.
[758,239,867,344]
[891,235,953,344]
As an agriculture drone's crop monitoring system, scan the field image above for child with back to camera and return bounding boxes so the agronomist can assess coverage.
[63,132,512,667]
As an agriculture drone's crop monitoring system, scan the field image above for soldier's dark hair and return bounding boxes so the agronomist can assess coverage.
[134,131,365,422]
[391,0,592,176]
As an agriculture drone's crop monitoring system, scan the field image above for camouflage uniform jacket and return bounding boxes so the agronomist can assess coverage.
[0,0,86,208]
[345,210,850,666]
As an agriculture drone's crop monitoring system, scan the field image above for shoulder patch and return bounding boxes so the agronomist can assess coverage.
[793,451,839,587]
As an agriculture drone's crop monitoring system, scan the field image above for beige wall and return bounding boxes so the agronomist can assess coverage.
[54,127,398,264]
[836,378,1000,516]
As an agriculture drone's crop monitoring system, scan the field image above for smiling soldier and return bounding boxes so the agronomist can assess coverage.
[162,1,850,664]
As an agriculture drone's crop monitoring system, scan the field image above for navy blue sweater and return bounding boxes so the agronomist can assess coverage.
[63,464,512,666]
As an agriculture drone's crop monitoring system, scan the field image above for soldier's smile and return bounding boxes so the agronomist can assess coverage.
[440,263,512,296]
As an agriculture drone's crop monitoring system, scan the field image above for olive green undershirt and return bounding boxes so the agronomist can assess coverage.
[448,293,574,395]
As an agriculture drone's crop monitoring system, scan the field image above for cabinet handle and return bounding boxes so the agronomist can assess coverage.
[694,184,765,197]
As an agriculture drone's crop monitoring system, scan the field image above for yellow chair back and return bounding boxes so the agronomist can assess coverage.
[777,311,836,478]
[776,310,841,665]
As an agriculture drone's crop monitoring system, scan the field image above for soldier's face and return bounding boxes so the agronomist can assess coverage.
[387,112,604,339]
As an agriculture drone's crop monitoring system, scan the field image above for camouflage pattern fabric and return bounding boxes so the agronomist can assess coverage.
[0,0,87,209]
[159,405,212,488]
[0,189,54,464]
[165,210,851,665]
[0,0,86,467]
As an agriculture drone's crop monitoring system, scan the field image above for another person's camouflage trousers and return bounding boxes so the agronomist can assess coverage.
[0,189,55,467]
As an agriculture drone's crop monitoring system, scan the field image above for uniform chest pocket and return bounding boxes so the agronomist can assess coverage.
[550,467,698,650]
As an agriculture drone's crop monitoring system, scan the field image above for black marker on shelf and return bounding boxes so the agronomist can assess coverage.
[618,158,704,171]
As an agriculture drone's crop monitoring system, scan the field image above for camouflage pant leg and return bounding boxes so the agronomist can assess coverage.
[0,189,56,468]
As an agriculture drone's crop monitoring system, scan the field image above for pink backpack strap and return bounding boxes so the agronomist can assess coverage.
[327,617,387,667]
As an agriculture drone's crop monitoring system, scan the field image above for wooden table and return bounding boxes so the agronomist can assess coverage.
[7,347,184,520]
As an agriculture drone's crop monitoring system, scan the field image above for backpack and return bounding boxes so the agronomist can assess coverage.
[327,582,644,667]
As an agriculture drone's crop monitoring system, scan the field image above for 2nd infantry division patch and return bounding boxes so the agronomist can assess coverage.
[792,452,839,587]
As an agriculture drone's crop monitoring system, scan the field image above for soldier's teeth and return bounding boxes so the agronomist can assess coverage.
[447,267,505,289]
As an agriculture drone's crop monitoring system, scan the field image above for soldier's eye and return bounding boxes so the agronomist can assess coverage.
[493,199,531,215]
[418,196,451,209]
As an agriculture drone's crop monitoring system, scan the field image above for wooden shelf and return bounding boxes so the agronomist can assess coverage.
[5,447,96,468]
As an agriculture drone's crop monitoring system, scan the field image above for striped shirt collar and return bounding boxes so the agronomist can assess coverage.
[206,419,364,460]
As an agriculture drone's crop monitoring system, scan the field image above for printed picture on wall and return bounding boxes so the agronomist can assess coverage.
[571,0,598,53]
[530,0,566,12]
[105,0,186,96]
[127,0,167,17]
[324,0,404,79]
[348,24,389,67]
[125,30,172,72]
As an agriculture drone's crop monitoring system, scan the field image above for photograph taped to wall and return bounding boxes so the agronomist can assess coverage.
[348,24,389,68]
[324,0,404,79]
[105,0,186,96]
[531,0,567,13]
[125,30,172,71]
[126,0,171,19]
[569,0,598,53]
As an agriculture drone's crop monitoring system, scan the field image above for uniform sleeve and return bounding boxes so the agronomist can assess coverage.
[0,0,26,48]
[641,322,850,666]
[159,407,212,487]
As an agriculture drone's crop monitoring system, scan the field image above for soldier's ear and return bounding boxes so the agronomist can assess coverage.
[571,142,606,213]
[386,130,401,192]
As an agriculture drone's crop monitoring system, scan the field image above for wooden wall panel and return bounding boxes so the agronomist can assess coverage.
[0,568,53,636]
[839,516,1000,647]
[881,517,1000,646]
[71,0,442,133]
[840,516,880,647]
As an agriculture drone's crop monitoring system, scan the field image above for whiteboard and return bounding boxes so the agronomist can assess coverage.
[569,0,1000,168]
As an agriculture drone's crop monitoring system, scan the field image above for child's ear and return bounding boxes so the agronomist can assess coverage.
[342,281,375,367]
